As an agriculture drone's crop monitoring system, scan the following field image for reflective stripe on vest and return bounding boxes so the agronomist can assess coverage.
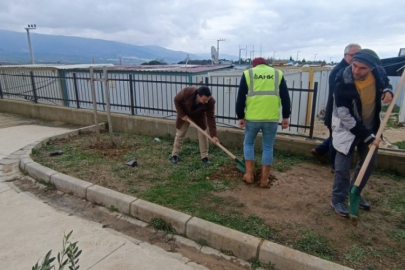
[247,68,280,97]
[244,65,282,121]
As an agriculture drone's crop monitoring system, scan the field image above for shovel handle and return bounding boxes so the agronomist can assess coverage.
[186,118,237,159]
[353,68,405,187]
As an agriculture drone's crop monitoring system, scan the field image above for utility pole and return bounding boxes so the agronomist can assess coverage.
[296,51,300,61]
[25,24,36,64]
[273,51,277,61]
[245,45,247,61]
[238,46,245,65]
[252,45,255,59]
[314,54,318,62]
[217,38,226,62]
[260,45,262,57]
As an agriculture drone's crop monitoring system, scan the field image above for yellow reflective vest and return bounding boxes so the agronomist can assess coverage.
[243,65,283,121]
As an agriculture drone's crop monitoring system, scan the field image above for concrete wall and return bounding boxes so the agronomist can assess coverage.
[1,99,405,175]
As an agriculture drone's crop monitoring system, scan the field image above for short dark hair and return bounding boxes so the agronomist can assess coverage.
[196,86,211,97]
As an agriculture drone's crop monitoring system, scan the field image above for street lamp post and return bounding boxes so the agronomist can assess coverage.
[273,51,277,62]
[238,46,245,65]
[314,54,318,62]
[25,24,36,64]
[217,38,226,62]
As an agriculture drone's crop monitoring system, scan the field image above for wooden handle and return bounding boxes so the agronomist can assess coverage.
[186,118,237,159]
[353,69,405,187]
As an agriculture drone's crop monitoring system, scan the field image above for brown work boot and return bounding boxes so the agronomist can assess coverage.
[243,160,255,184]
[259,165,271,188]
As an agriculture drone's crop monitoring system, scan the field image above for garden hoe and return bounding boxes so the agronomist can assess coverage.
[186,118,246,173]
[350,68,405,226]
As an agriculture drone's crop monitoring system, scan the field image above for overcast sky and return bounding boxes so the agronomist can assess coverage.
[1,0,404,62]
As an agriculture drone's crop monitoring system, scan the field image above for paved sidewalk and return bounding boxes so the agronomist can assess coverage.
[0,120,207,269]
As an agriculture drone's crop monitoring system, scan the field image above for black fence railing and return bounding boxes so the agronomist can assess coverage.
[0,70,318,138]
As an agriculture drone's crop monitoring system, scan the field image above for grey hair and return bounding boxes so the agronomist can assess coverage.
[344,43,361,54]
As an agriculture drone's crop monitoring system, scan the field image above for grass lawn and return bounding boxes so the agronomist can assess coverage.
[32,131,405,270]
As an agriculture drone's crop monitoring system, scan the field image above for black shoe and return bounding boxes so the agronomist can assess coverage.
[201,157,211,165]
[310,148,324,162]
[359,196,370,211]
[330,201,349,218]
[171,155,179,164]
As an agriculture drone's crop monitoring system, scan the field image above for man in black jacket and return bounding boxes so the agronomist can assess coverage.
[330,49,393,217]
[311,44,361,172]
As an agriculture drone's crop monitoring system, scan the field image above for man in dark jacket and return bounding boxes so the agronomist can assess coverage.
[171,86,218,165]
[311,43,361,171]
[330,49,393,217]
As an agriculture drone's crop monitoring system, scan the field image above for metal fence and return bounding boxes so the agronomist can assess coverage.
[0,69,318,138]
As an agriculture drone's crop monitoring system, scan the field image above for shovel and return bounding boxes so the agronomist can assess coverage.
[350,68,405,226]
[186,118,246,173]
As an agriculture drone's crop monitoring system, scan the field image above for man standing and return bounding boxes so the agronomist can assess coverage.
[311,43,361,172]
[236,57,291,188]
[330,49,393,217]
[171,86,219,165]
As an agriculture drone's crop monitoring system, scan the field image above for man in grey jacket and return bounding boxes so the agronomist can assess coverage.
[330,49,393,217]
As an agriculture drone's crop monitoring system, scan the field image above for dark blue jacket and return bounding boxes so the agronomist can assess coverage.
[324,59,349,129]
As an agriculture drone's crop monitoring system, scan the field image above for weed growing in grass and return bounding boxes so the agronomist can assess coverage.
[108,205,118,212]
[373,169,404,182]
[382,104,400,113]
[345,245,366,263]
[199,211,281,241]
[150,218,176,234]
[390,229,405,243]
[249,259,276,270]
[393,140,405,150]
[294,230,335,260]
[31,148,40,155]
[196,238,209,247]
[380,247,398,259]
[272,150,305,172]
[387,116,400,129]
[386,190,405,214]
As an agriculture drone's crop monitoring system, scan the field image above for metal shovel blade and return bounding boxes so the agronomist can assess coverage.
[349,185,360,226]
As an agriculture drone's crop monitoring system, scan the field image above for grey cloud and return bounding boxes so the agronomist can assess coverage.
[0,0,404,60]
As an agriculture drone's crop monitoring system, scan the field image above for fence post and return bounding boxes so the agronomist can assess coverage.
[309,82,318,139]
[129,74,135,115]
[205,77,209,86]
[58,70,70,107]
[29,71,38,103]
[0,76,3,99]
[89,67,100,142]
[73,73,80,109]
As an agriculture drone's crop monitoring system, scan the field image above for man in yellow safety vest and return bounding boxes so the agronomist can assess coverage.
[236,57,291,188]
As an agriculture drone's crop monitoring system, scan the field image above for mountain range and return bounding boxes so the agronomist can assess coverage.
[0,29,238,65]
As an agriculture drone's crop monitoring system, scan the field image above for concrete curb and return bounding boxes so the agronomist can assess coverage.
[186,217,261,261]
[130,199,192,235]
[51,173,94,199]
[86,185,137,215]
[15,124,352,270]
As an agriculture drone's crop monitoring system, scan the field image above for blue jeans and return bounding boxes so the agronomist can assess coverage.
[243,121,278,166]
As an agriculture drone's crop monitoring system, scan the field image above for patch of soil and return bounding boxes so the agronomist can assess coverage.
[211,165,277,187]
[211,162,405,269]
[87,143,131,160]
